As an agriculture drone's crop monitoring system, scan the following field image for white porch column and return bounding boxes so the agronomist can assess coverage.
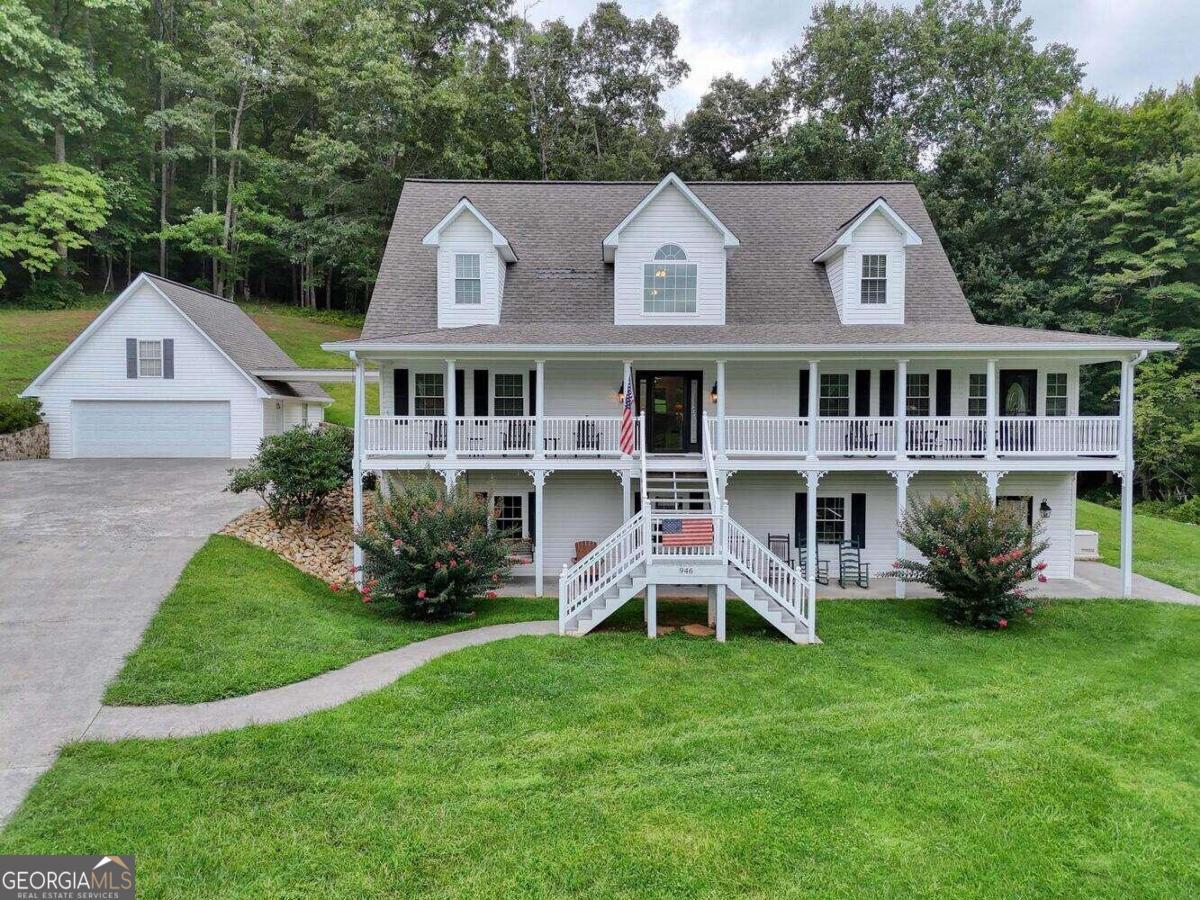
[707,585,716,627]
[891,469,913,599]
[530,469,547,597]
[620,470,632,519]
[645,584,657,638]
[716,359,726,454]
[534,360,546,459]
[1119,355,1136,598]
[806,360,819,460]
[351,353,365,586]
[896,359,908,458]
[986,357,998,459]
[714,583,727,642]
[445,359,457,459]
[803,470,823,602]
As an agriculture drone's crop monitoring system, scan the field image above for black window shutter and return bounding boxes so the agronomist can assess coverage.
[455,369,465,416]
[854,370,870,416]
[850,493,866,548]
[527,491,536,542]
[799,370,810,416]
[879,370,895,416]
[126,339,138,378]
[473,370,488,416]
[936,369,952,416]
[529,369,537,415]
[162,339,174,379]
[394,368,409,415]
[795,493,807,546]
[634,491,641,514]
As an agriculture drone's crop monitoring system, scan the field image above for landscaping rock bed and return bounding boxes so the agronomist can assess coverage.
[0,422,49,461]
[220,485,369,586]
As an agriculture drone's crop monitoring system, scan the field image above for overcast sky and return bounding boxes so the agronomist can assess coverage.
[524,0,1200,120]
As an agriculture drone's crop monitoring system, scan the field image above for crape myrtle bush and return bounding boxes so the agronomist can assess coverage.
[355,475,513,619]
[894,483,1050,629]
[226,424,352,525]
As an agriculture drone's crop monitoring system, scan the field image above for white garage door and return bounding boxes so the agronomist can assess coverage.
[72,400,232,458]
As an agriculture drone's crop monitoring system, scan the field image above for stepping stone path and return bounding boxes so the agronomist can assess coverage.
[682,624,716,637]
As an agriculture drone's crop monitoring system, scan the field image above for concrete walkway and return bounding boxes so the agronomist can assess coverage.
[0,460,258,825]
[83,621,558,741]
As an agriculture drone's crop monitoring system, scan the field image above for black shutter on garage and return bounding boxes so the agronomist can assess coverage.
[473,370,489,415]
[529,369,537,415]
[936,369,952,416]
[799,370,810,416]
[527,491,536,542]
[855,370,870,416]
[850,493,866,548]
[795,493,807,547]
[879,370,895,416]
[394,369,409,415]
[455,369,465,416]
[162,339,174,379]
[126,339,138,378]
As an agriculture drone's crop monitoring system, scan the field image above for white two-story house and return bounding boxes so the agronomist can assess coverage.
[326,174,1173,643]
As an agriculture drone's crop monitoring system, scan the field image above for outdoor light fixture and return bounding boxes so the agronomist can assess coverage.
[615,383,625,402]
[710,382,719,404]
[1040,499,1052,519]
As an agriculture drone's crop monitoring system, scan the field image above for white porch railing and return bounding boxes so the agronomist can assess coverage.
[906,417,988,456]
[996,415,1121,455]
[362,416,446,455]
[725,518,811,628]
[816,417,897,455]
[558,508,648,631]
[457,416,536,455]
[723,416,809,456]
[543,416,635,456]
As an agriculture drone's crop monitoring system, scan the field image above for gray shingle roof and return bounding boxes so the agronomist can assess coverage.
[145,275,330,401]
[364,178,980,339]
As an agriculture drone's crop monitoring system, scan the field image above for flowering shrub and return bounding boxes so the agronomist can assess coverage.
[226,425,352,525]
[893,483,1050,629]
[354,475,512,620]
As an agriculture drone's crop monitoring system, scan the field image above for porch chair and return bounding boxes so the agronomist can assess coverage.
[504,419,532,452]
[575,420,600,453]
[426,419,447,452]
[572,540,598,564]
[798,545,830,586]
[767,533,794,567]
[838,540,870,589]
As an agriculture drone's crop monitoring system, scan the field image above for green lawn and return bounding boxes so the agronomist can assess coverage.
[1077,499,1200,595]
[104,535,555,705]
[4,598,1198,898]
[0,298,371,423]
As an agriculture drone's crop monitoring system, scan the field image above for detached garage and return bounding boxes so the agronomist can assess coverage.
[22,274,332,459]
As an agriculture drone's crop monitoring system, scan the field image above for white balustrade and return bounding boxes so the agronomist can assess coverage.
[996,416,1120,455]
[725,518,810,628]
[542,416,634,456]
[456,416,536,455]
[362,416,446,455]
[815,417,897,455]
[905,417,988,456]
[558,509,647,625]
[723,416,809,456]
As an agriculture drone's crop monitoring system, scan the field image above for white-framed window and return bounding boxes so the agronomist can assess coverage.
[137,339,163,378]
[816,497,845,544]
[301,403,310,427]
[968,373,987,417]
[494,495,523,537]
[861,254,887,304]
[906,373,930,417]
[644,244,697,313]
[454,253,481,305]
[493,373,524,416]
[819,373,850,417]
[1046,373,1068,416]
[414,373,445,416]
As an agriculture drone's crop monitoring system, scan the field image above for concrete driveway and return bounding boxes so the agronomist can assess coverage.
[0,459,257,824]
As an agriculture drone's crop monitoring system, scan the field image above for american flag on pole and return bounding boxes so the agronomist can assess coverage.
[620,369,635,455]
[661,517,715,547]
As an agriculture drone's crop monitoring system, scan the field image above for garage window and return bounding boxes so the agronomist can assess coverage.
[138,340,163,377]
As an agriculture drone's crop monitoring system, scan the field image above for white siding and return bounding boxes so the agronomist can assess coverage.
[31,282,264,458]
[436,212,503,328]
[837,211,907,325]
[264,399,323,436]
[614,185,727,326]
[825,252,845,318]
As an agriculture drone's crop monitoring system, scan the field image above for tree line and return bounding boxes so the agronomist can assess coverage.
[1,0,1197,496]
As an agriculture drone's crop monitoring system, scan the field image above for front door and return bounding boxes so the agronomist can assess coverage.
[998,369,1038,452]
[636,371,703,453]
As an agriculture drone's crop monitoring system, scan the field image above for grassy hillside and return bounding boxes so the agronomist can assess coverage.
[1077,499,1200,595]
[0,298,372,424]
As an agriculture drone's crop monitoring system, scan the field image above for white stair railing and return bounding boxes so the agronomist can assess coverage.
[725,517,811,629]
[558,508,647,633]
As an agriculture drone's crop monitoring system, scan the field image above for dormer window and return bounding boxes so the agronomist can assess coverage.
[644,244,697,313]
[861,254,887,304]
[454,254,481,305]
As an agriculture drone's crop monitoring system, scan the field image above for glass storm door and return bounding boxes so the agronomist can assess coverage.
[636,371,702,453]
[999,369,1038,452]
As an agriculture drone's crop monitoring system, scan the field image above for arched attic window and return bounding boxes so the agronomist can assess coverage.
[644,244,697,313]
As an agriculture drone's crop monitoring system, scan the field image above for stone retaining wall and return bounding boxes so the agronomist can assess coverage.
[0,422,49,461]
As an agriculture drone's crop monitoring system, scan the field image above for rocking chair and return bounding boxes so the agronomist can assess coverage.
[799,545,830,585]
[838,540,870,589]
